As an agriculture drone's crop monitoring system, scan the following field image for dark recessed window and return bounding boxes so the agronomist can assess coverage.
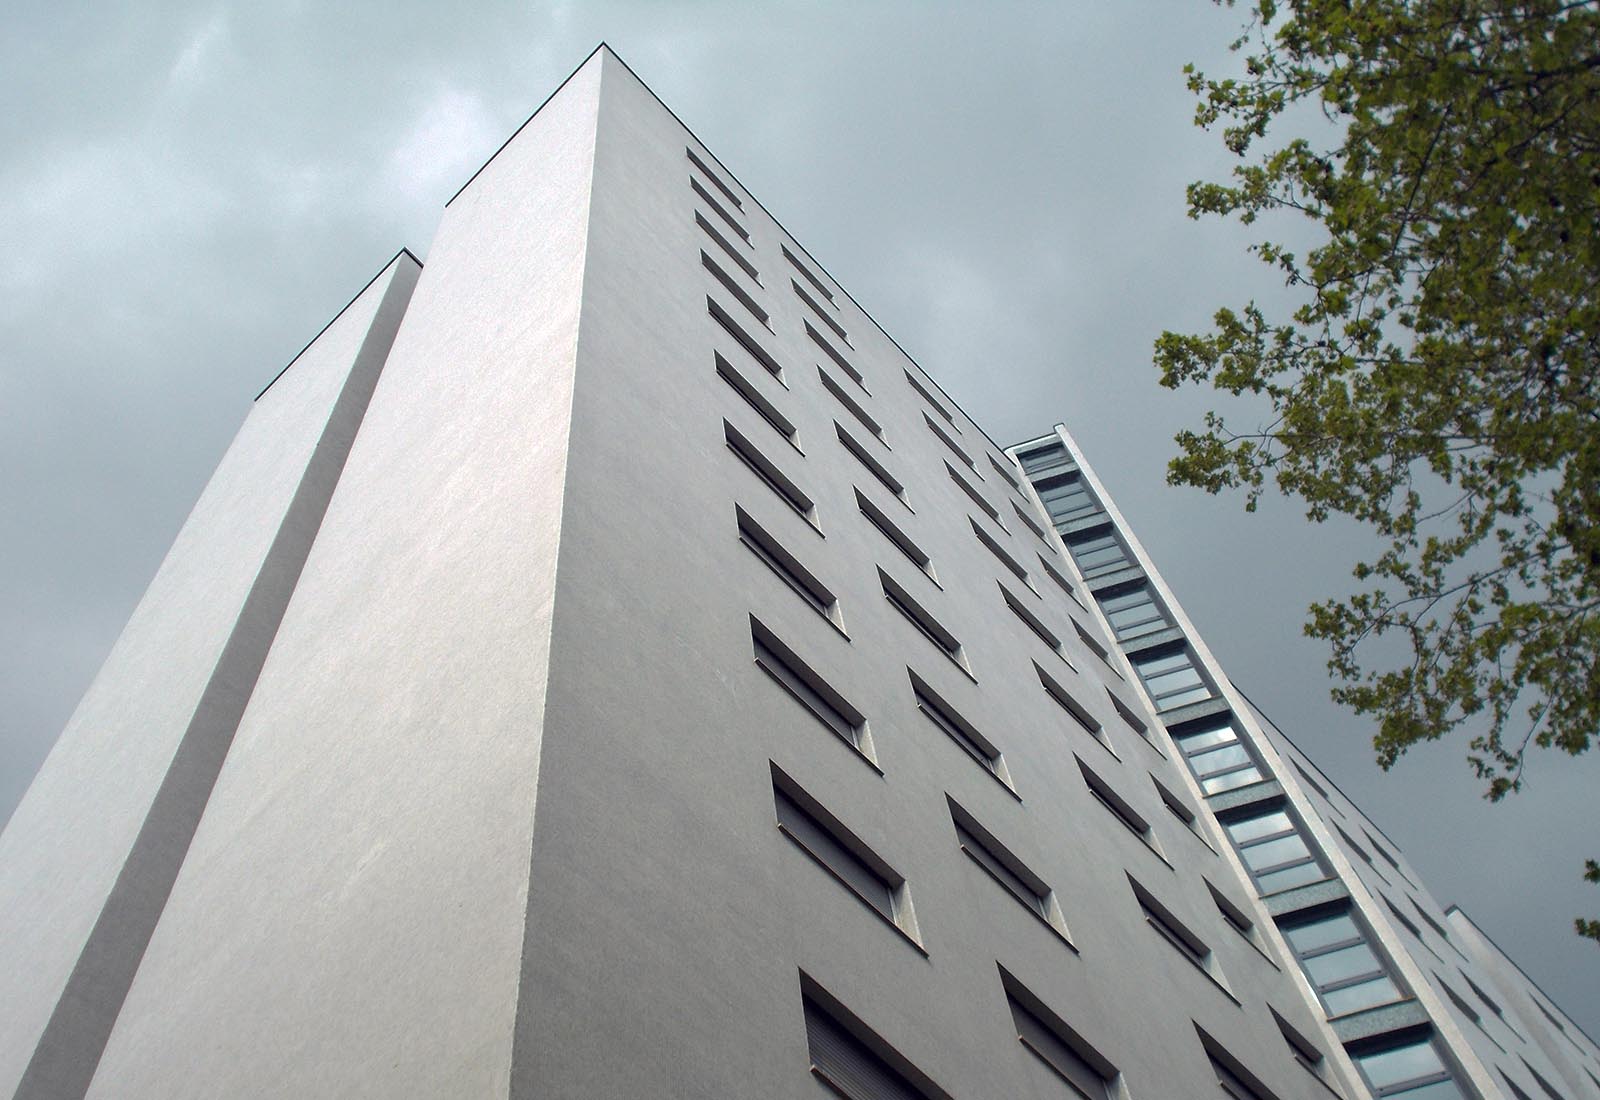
[708,296,782,378]
[794,279,850,345]
[838,424,907,504]
[1002,968,1116,1099]
[736,508,840,627]
[716,353,795,447]
[904,369,956,427]
[686,147,743,209]
[799,978,952,1100]
[948,799,1063,932]
[808,322,865,388]
[725,421,815,525]
[910,672,1009,786]
[689,176,748,242]
[701,251,768,327]
[820,366,883,438]
[782,244,835,305]
[773,769,917,943]
[750,618,870,762]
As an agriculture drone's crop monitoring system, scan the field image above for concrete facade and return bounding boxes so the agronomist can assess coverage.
[2,44,1591,1100]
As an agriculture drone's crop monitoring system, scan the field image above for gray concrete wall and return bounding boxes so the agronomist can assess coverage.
[75,53,603,1100]
[509,48,1348,1100]
[0,251,416,1099]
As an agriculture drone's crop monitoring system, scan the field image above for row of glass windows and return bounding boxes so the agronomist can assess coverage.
[1172,719,1267,795]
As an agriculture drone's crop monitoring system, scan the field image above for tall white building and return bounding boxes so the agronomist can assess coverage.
[1,45,1593,1100]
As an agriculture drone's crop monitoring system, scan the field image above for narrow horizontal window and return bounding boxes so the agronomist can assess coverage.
[837,423,907,503]
[716,353,796,447]
[1223,805,1329,896]
[1519,1058,1566,1100]
[686,147,743,209]
[1001,968,1116,1099]
[880,569,967,671]
[736,507,839,625]
[1290,758,1331,801]
[708,297,782,378]
[1130,876,1221,980]
[1351,1035,1466,1099]
[1064,528,1132,579]
[946,461,1002,525]
[725,421,815,524]
[950,800,1053,923]
[819,367,883,439]
[972,520,1031,585]
[1082,761,1156,849]
[695,210,759,282]
[926,413,976,471]
[774,770,902,926]
[903,369,956,427]
[783,243,835,304]
[1098,583,1170,643]
[1038,554,1087,609]
[1038,664,1113,747]
[702,251,768,327]
[799,977,952,1100]
[1017,443,1071,478]
[1280,907,1404,1018]
[808,322,866,388]
[1036,472,1101,528]
[750,618,869,759]
[989,453,1022,490]
[1131,645,1214,712]
[1003,583,1063,654]
[911,671,1008,784]
[794,279,850,345]
[690,176,749,242]
[1171,717,1266,795]
[857,491,934,579]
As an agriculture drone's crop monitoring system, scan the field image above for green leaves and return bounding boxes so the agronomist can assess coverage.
[1159,0,1600,941]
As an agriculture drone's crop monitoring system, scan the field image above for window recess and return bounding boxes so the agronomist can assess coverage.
[837,423,907,505]
[903,369,957,428]
[1195,1026,1282,1100]
[689,176,749,242]
[856,491,935,581]
[1037,663,1122,752]
[708,296,783,378]
[716,353,796,449]
[724,421,816,527]
[808,323,866,389]
[910,671,1012,788]
[880,569,970,675]
[819,366,884,440]
[926,414,977,472]
[1001,967,1117,1098]
[1038,554,1088,610]
[783,244,836,305]
[1082,761,1162,857]
[686,146,743,208]
[750,617,873,763]
[946,461,1003,526]
[1350,1035,1468,1099]
[799,976,953,1100]
[1010,499,1051,544]
[794,280,850,345]
[949,800,1068,936]
[701,251,768,328]
[989,453,1022,490]
[1073,620,1122,678]
[735,507,841,629]
[1002,583,1064,657]
[695,211,760,282]
[773,768,920,945]
[1130,877,1228,992]
[972,520,1032,587]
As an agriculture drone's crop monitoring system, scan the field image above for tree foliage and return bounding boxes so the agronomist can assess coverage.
[1156,0,1600,935]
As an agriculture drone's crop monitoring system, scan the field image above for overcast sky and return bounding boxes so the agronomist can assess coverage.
[3,1,1594,1034]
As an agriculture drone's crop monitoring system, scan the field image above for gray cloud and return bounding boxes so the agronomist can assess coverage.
[3,0,1593,1033]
